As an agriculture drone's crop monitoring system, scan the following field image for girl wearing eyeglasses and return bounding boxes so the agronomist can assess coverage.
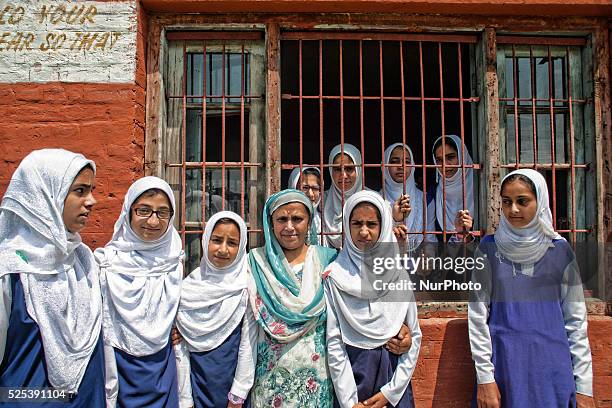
[95,177,184,408]
[288,166,323,245]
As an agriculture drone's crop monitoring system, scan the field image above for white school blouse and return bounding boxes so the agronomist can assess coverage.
[325,283,422,407]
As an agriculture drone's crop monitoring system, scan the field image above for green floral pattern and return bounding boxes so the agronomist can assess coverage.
[252,319,334,408]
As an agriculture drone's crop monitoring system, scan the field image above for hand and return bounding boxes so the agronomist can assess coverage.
[454,210,473,232]
[386,323,412,355]
[392,195,411,222]
[576,393,596,408]
[476,382,501,408]
[393,224,408,242]
[362,391,388,408]
[171,326,183,346]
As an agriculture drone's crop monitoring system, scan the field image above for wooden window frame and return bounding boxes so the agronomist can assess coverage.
[144,14,610,313]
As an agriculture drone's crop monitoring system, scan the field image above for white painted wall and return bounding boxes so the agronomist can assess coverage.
[0,0,137,83]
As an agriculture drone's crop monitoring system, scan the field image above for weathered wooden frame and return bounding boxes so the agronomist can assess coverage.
[144,13,610,311]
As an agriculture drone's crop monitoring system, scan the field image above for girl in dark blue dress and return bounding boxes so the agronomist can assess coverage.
[325,190,421,408]
[95,176,183,408]
[468,169,594,408]
[175,211,253,408]
[0,149,105,408]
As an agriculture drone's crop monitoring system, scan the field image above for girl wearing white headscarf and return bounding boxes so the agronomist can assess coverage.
[381,143,437,254]
[288,166,323,245]
[323,143,369,249]
[0,149,105,407]
[325,190,421,408]
[175,211,255,408]
[95,177,184,408]
[468,169,593,408]
[432,135,474,239]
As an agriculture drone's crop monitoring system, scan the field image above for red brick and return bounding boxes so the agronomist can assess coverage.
[43,85,68,102]
[65,85,84,102]
[81,232,112,249]
[14,85,44,102]
[0,86,16,105]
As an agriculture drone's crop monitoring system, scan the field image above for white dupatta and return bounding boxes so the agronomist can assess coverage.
[176,211,248,351]
[325,191,410,348]
[0,149,102,393]
[95,176,184,356]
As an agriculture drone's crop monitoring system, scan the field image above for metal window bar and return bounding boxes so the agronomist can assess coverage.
[165,33,265,272]
[280,33,480,245]
[497,36,590,244]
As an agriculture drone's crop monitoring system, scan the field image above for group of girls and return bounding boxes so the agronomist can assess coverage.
[300,136,475,253]
[0,144,594,408]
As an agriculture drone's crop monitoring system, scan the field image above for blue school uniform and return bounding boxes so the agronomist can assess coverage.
[473,235,578,407]
[188,322,242,408]
[114,342,179,408]
[0,274,105,408]
[333,345,415,408]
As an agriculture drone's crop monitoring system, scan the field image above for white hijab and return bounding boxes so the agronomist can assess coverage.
[495,169,563,275]
[288,166,322,245]
[324,190,410,349]
[95,176,184,356]
[0,149,102,393]
[381,143,425,252]
[176,211,248,352]
[323,144,366,249]
[432,135,474,232]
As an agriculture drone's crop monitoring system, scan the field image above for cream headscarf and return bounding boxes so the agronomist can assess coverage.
[323,144,366,248]
[95,176,184,356]
[495,169,563,275]
[0,148,102,393]
[176,211,248,352]
[324,190,410,348]
[432,135,474,232]
[381,143,425,252]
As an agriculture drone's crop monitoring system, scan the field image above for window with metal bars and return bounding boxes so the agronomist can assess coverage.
[157,29,600,299]
[163,32,266,273]
[497,36,598,296]
[497,36,593,242]
[280,32,480,245]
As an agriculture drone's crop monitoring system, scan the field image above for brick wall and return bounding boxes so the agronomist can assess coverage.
[413,316,612,407]
[0,0,147,249]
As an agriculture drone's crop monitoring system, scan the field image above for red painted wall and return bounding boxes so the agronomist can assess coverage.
[0,2,148,249]
[414,316,612,407]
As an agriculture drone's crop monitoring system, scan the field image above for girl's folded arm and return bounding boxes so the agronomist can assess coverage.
[380,300,422,406]
[230,302,258,401]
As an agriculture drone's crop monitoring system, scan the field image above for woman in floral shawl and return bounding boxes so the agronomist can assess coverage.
[239,189,337,407]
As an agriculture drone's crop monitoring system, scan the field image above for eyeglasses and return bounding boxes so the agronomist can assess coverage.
[132,207,173,220]
[300,185,321,193]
